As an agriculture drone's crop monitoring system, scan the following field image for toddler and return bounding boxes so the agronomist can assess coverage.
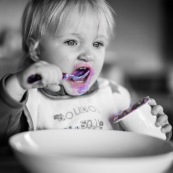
[0,0,172,146]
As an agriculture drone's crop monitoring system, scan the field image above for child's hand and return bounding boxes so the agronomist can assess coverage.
[17,60,63,92]
[148,98,172,135]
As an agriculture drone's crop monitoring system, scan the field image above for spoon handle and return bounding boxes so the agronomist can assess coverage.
[62,71,90,81]
[27,74,42,84]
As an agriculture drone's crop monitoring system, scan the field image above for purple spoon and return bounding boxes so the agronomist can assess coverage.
[62,71,90,81]
[27,71,90,84]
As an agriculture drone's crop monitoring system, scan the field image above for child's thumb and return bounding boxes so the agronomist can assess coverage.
[45,84,61,92]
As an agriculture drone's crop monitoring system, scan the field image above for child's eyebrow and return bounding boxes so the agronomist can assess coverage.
[70,33,109,42]
[56,33,108,42]
[96,35,108,41]
[55,33,82,39]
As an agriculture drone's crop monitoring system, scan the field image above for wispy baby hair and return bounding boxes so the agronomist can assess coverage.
[21,0,115,53]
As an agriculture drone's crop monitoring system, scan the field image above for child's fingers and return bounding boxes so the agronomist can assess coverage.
[148,98,157,106]
[155,114,168,127]
[147,97,172,134]
[30,80,44,88]
[151,105,164,115]
[34,60,48,66]
[161,124,172,133]
[45,83,61,92]
[29,63,62,87]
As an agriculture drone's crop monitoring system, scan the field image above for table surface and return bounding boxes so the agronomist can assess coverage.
[0,146,173,173]
[0,146,29,173]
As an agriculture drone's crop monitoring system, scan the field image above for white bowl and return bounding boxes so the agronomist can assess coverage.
[9,130,173,173]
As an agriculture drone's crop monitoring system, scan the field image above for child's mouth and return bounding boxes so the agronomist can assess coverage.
[71,67,91,84]
[67,64,94,94]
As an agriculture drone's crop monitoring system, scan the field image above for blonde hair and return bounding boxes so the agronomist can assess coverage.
[21,0,115,54]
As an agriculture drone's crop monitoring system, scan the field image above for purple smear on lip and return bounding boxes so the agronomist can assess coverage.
[77,85,89,94]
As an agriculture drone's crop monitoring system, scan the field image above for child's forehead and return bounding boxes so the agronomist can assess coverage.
[46,2,110,39]
[57,14,108,38]
[50,11,108,39]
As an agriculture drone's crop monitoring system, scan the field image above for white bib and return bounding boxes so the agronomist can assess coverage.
[26,78,131,130]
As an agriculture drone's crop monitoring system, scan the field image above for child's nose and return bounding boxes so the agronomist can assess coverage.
[77,53,94,62]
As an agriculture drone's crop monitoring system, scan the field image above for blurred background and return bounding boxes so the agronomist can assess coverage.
[0,0,172,137]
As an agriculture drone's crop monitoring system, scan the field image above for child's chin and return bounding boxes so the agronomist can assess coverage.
[62,83,88,96]
[66,89,87,96]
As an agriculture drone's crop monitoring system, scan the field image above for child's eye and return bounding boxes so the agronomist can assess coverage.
[93,42,104,48]
[64,40,77,46]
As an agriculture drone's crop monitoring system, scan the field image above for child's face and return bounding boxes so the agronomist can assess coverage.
[39,17,109,96]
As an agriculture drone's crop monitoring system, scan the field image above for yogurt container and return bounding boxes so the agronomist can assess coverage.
[114,97,166,140]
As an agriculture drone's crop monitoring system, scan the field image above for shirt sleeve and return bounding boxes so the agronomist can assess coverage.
[0,74,29,146]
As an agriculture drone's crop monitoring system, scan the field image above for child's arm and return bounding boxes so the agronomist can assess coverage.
[0,75,28,146]
[0,60,63,145]
[5,60,62,102]
[148,98,172,140]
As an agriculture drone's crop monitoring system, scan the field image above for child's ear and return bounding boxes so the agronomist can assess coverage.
[28,38,40,61]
